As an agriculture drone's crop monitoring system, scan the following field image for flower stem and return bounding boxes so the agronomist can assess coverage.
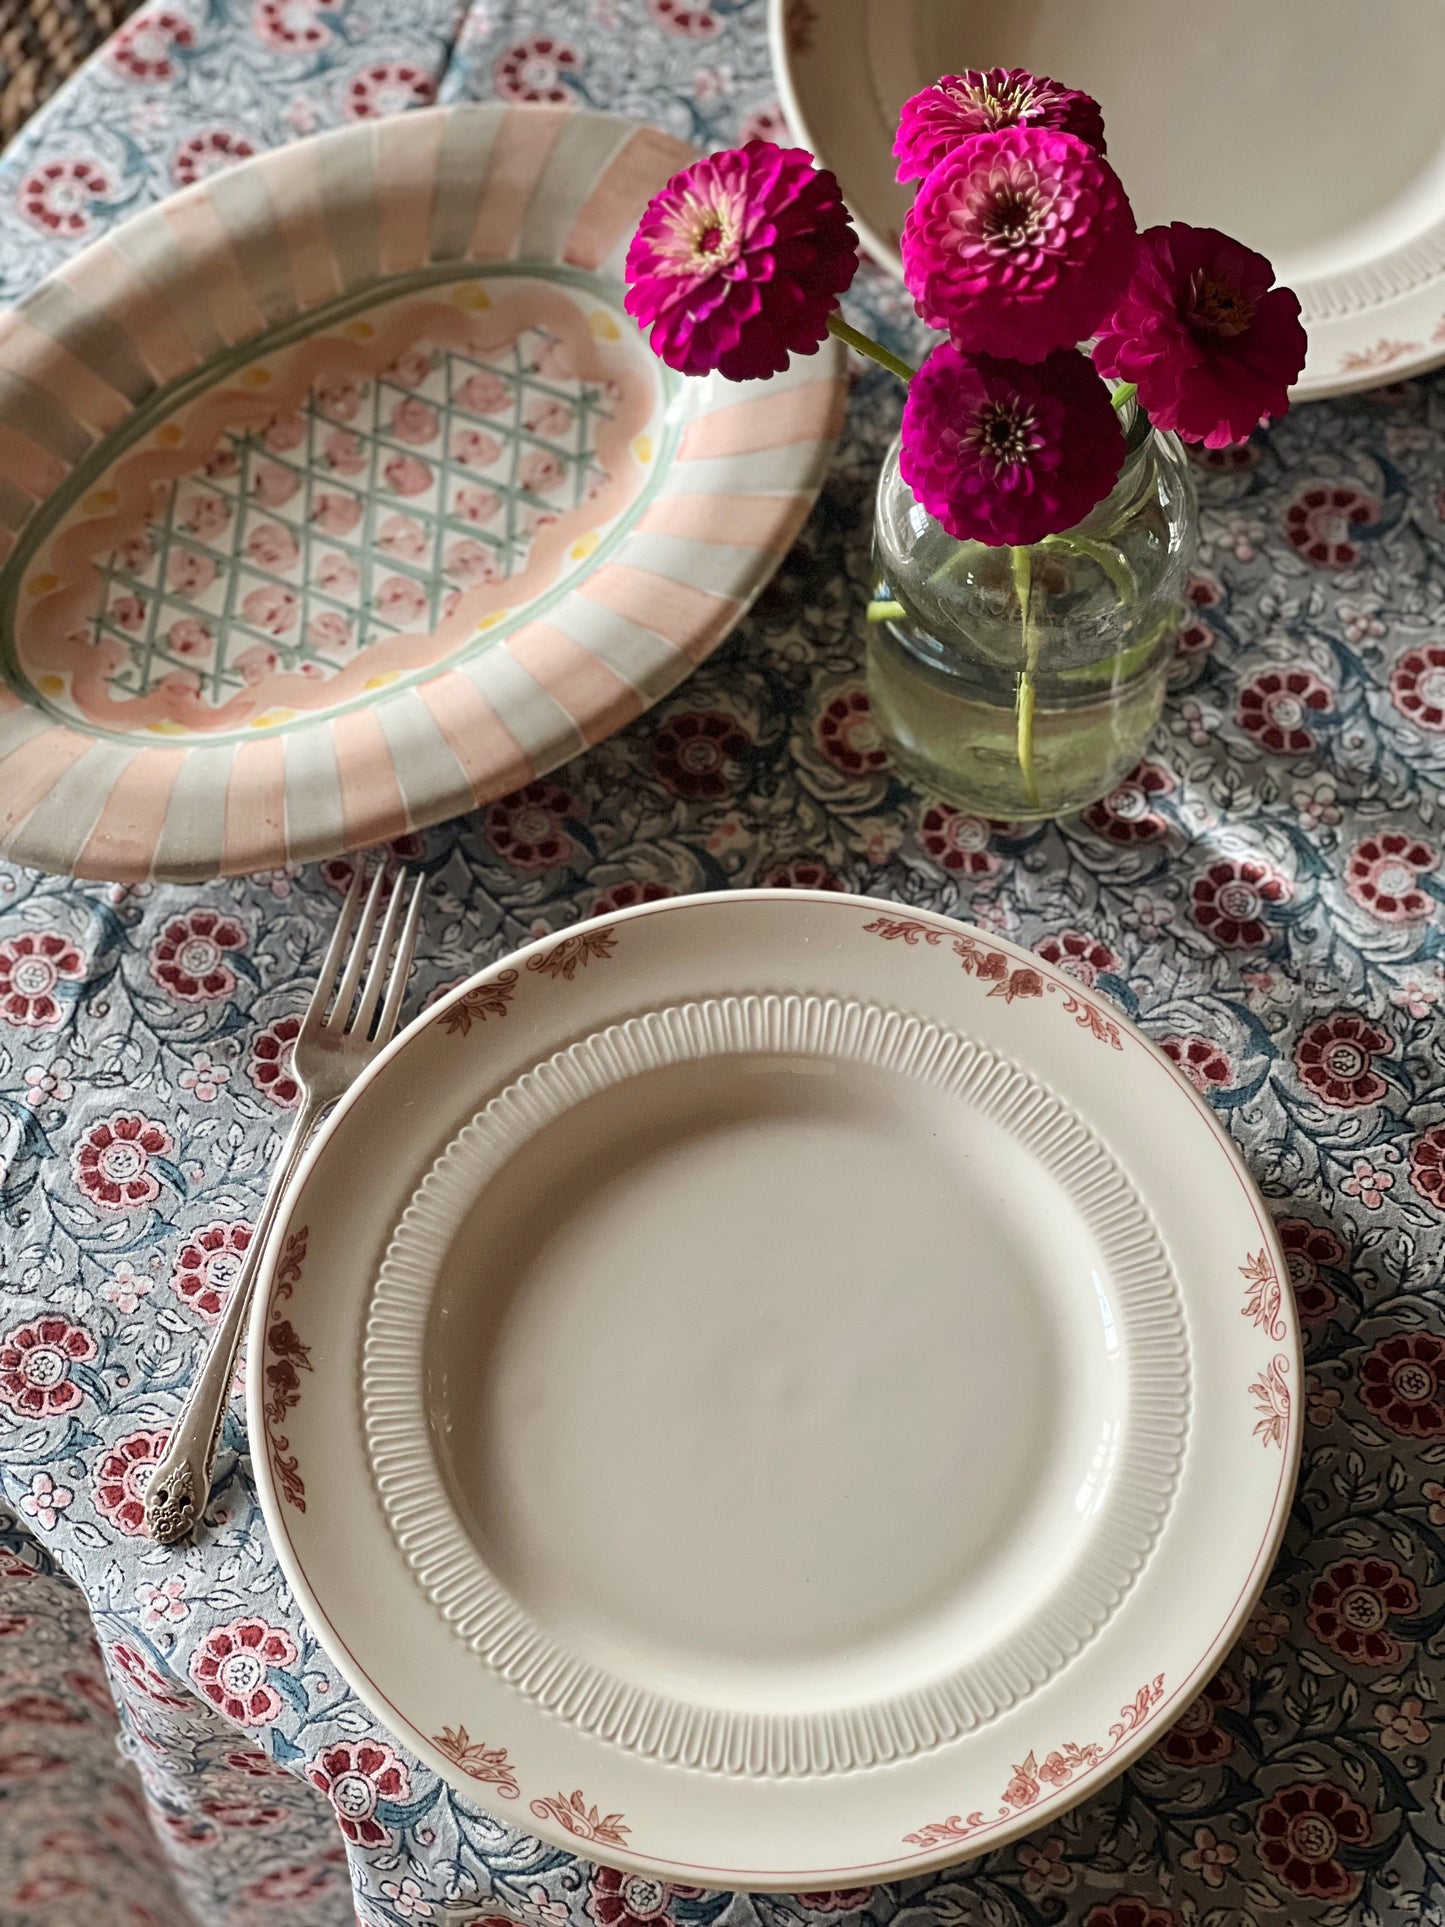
[866,599,906,623]
[1110,381,1138,414]
[1012,544,1041,812]
[826,312,918,384]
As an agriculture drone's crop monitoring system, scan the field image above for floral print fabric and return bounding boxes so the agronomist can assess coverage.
[0,2,1442,1925]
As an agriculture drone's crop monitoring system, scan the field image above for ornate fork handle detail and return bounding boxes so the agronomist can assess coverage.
[144,1094,326,1544]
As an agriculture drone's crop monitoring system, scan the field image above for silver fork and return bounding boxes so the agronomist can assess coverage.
[144,863,425,1545]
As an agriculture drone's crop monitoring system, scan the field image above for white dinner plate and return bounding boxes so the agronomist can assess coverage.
[770,0,1445,398]
[250,891,1301,1887]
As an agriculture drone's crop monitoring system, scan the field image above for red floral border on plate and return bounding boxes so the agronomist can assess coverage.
[430,1726,520,1798]
[262,1226,311,1510]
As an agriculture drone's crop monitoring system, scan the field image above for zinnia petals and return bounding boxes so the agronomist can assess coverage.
[1093,222,1307,447]
[901,127,1136,362]
[624,139,858,381]
[894,68,1107,183]
[899,342,1125,547]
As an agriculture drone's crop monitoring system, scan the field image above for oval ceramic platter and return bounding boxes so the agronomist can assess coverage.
[770,0,1445,398]
[0,105,843,881]
[249,890,1302,1889]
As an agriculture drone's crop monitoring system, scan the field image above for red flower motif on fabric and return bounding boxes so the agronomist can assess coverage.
[817,688,888,775]
[1293,1009,1390,1108]
[1032,929,1117,987]
[72,1113,173,1212]
[1191,857,1290,949]
[108,1640,192,1708]
[1345,831,1436,923]
[94,1430,170,1535]
[1237,667,1333,753]
[1081,761,1174,843]
[793,1896,874,1916]
[252,0,334,51]
[763,861,845,891]
[0,1318,96,1419]
[1308,1556,1419,1666]
[0,931,84,1029]
[919,805,1004,877]
[1277,1219,1343,1325]
[189,1618,298,1725]
[592,880,673,917]
[494,34,582,102]
[1156,1669,1241,1768]
[171,128,256,186]
[1359,1331,1445,1436]
[586,1867,701,1927]
[149,908,248,1002]
[1410,1125,1445,1212]
[247,1015,301,1108]
[343,62,436,119]
[171,1223,252,1323]
[19,156,112,235]
[1256,1780,1371,1899]
[1389,643,1445,732]
[648,0,718,35]
[1160,1035,1233,1093]
[110,10,195,80]
[653,711,751,800]
[1284,484,1378,568]
[307,1739,410,1846]
[1084,1902,1178,1927]
[487,780,579,867]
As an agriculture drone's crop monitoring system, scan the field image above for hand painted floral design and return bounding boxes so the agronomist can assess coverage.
[486,781,578,868]
[653,711,751,799]
[1345,831,1436,922]
[0,931,84,1028]
[1308,1556,1419,1666]
[1081,761,1174,843]
[1255,1779,1370,1899]
[189,1618,298,1725]
[72,1114,173,1212]
[1236,666,1332,753]
[1359,1330,1445,1435]
[247,1015,302,1108]
[170,1222,252,1323]
[306,1739,410,1846]
[1293,1009,1390,1108]
[1284,483,1378,568]
[1191,857,1290,948]
[93,1430,170,1535]
[816,688,887,774]
[0,1318,95,1419]
[149,909,248,1003]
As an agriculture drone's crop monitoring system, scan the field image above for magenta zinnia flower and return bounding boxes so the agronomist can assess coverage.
[901,127,1136,363]
[899,342,1125,547]
[894,68,1107,183]
[624,139,858,381]
[1093,223,1306,447]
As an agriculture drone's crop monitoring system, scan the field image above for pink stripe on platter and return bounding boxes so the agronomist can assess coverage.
[331,707,410,849]
[220,736,288,875]
[678,379,846,460]
[257,147,344,310]
[0,311,130,435]
[639,491,812,555]
[563,126,697,271]
[416,672,533,799]
[504,620,644,744]
[580,564,739,665]
[163,194,269,347]
[0,420,66,501]
[376,112,447,275]
[73,747,186,880]
[55,239,198,387]
[467,105,573,262]
[0,728,93,840]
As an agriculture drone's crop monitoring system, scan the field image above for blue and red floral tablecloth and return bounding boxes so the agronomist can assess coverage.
[1,2,1445,1923]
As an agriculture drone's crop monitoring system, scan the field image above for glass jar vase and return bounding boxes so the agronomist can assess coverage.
[868,408,1197,820]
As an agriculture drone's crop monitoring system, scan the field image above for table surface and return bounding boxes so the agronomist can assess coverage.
[1,3,1444,1925]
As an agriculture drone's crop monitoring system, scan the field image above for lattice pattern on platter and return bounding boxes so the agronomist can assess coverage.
[88,326,617,707]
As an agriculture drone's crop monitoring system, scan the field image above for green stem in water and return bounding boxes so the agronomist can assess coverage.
[866,599,906,623]
[1110,381,1137,414]
[1012,544,1041,812]
[1039,530,1137,600]
[826,312,918,385]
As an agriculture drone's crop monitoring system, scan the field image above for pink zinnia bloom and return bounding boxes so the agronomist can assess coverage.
[899,342,1125,548]
[625,139,858,380]
[901,126,1135,362]
[894,68,1106,183]
[1093,223,1306,447]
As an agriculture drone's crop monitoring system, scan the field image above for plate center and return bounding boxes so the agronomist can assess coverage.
[429,1054,1123,1709]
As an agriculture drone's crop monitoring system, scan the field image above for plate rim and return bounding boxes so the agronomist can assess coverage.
[248,888,1303,1887]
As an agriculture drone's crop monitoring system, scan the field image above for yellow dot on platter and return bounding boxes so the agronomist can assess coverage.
[250,708,297,727]
[146,720,189,735]
[632,433,653,465]
[344,319,376,341]
[240,365,272,388]
[589,310,621,342]
[156,423,183,448]
[363,670,400,691]
[452,284,491,311]
[81,489,117,516]
[25,573,58,598]
[569,531,600,562]
[37,674,65,696]
[477,609,509,632]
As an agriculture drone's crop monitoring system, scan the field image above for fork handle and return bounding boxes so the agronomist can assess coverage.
[144,1094,326,1545]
